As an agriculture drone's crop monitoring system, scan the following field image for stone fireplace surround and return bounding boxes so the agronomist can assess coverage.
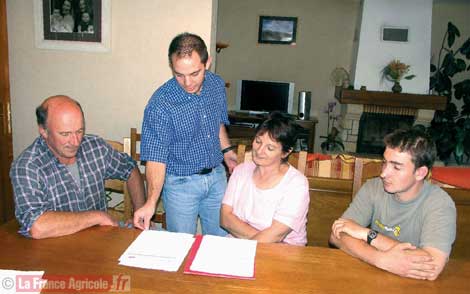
[334,87,447,153]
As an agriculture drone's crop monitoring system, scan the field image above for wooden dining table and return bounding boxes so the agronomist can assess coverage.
[0,221,469,294]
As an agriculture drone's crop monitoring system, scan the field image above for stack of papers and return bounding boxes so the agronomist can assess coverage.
[184,235,257,279]
[119,230,194,272]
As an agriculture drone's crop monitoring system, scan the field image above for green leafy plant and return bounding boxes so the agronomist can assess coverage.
[428,22,470,165]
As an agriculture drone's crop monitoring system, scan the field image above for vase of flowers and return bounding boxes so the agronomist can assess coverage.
[382,59,415,93]
[392,81,402,93]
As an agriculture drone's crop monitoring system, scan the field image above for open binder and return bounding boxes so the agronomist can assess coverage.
[183,235,256,280]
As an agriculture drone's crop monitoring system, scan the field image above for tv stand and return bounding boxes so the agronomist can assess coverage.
[227,111,318,152]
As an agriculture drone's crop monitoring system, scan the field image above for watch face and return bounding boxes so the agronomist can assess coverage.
[369,230,377,239]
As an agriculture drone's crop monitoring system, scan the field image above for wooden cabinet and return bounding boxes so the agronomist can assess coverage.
[227,112,317,152]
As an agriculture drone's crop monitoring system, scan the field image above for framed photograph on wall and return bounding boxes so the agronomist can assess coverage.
[258,16,297,45]
[33,0,110,52]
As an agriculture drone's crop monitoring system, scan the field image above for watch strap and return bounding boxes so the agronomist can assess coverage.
[367,230,378,245]
[222,145,236,154]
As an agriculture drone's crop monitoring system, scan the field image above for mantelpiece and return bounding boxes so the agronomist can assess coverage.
[334,87,447,110]
[333,87,447,153]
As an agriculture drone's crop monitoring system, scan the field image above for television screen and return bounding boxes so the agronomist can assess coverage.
[236,80,294,113]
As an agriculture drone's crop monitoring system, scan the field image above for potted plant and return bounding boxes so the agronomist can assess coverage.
[427,22,470,165]
[320,101,344,153]
[381,59,416,93]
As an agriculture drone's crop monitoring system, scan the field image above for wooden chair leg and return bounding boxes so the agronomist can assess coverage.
[162,212,166,230]
[152,212,166,230]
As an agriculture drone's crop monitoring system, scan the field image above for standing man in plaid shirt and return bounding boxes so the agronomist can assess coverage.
[133,33,237,235]
[10,95,145,239]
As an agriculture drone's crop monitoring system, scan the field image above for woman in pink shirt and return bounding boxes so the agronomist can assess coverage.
[221,112,310,246]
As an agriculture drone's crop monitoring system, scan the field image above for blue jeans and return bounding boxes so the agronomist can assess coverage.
[162,164,227,236]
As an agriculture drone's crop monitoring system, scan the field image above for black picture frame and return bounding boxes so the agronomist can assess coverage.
[258,16,297,45]
[42,0,102,43]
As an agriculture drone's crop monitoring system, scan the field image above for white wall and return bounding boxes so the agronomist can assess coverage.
[353,0,433,94]
[7,0,216,157]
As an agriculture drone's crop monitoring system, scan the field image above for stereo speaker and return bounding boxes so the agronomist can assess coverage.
[298,91,311,120]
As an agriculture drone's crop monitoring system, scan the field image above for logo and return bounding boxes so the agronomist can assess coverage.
[0,274,131,293]
[375,219,401,237]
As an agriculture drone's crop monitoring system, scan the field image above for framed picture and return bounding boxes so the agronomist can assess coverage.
[258,16,297,45]
[33,0,110,52]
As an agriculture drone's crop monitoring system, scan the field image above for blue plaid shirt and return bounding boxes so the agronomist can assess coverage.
[141,71,229,176]
[10,135,137,237]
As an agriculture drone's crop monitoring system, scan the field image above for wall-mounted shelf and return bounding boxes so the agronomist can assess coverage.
[216,42,229,53]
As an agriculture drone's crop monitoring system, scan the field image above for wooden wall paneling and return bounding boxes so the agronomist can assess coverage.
[0,0,14,224]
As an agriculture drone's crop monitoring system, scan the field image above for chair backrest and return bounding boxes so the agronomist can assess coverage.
[236,144,307,174]
[430,166,470,259]
[130,127,141,162]
[104,140,125,193]
[129,128,166,229]
[105,140,132,221]
[443,187,470,259]
[351,157,383,198]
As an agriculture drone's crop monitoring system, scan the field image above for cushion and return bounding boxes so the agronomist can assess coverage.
[431,166,470,189]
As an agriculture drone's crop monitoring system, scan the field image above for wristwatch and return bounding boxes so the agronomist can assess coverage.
[367,230,378,245]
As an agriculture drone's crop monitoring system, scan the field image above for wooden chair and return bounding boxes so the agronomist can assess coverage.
[441,186,470,259]
[105,140,132,221]
[130,128,166,229]
[351,157,383,198]
[307,155,381,247]
[235,144,308,174]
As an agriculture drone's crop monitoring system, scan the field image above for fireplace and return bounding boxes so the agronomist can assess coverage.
[335,88,446,154]
[357,111,415,154]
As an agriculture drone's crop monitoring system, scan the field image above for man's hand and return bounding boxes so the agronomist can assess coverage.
[376,243,437,280]
[133,202,156,230]
[97,211,118,227]
[118,218,134,229]
[332,218,368,241]
[224,150,238,174]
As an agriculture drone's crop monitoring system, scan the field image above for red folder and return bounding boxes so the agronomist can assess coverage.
[183,235,256,280]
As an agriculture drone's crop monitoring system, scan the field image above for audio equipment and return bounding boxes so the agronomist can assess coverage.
[298,91,311,120]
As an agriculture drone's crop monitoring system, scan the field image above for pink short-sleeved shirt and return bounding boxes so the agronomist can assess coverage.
[222,161,310,246]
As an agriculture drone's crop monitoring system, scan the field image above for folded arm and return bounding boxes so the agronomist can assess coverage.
[220,204,258,238]
[30,210,117,239]
[220,204,292,243]
[330,218,447,280]
[251,220,292,243]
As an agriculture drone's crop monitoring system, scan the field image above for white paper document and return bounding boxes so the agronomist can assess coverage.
[189,235,257,278]
[119,230,195,272]
[0,269,45,294]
